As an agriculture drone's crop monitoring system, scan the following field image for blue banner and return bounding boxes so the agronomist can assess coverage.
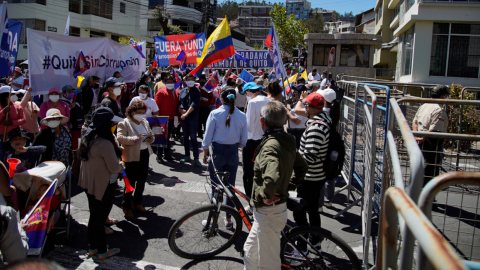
[208,50,273,69]
[154,33,206,67]
[5,19,22,75]
[0,3,10,76]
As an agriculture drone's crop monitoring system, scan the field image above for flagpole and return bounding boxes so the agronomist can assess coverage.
[3,76,14,141]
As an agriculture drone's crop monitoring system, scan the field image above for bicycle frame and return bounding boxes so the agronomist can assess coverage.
[205,146,321,269]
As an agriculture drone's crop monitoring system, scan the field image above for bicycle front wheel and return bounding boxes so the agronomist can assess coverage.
[168,204,243,259]
[281,226,362,270]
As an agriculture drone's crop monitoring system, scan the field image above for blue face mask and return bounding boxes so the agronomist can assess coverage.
[65,92,75,100]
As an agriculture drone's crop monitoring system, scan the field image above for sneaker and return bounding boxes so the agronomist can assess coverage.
[324,202,333,208]
[318,207,323,213]
[245,205,253,216]
[309,239,323,251]
[225,221,233,230]
[289,249,309,267]
[201,220,218,228]
[194,160,202,167]
[157,157,165,164]
[180,157,192,163]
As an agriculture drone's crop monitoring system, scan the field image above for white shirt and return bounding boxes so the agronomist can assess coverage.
[320,78,331,90]
[246,95,271,140]
[289,107,308,129]
[131,121,148,150]
[12,76,24,90]
[234,87,246,108]
[308,73,321,81]
[129,96,159,117]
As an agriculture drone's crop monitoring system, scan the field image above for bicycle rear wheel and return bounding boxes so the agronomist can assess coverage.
[168,204,243,259]
[281,226,362,270]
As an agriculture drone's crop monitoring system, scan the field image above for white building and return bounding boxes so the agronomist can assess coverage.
[237,5,273,48]
[355,8,376,34]
[286,0,311,21]
[375,0,480,86]
[324,21,356,34]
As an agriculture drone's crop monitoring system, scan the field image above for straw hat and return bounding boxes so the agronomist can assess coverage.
[40,108,69,126]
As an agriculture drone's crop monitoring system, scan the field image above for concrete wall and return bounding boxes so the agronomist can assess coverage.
[305,33,382,78]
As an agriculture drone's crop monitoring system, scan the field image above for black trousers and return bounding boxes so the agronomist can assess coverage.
[197,107,210,137]
[287,128,305,149]
[422,138,444,186]
[86,183,115,254]
[242,139,262,199]
[123,149,150,210]
[293,180,325,228]
[158,119,174,158]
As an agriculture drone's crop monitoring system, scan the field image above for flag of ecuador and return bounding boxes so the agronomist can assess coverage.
[190,17,235,76]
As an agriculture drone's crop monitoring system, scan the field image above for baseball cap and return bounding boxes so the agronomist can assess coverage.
[304,93,325,109]
[0,86,20,95]
[85,107,124,136]
[48,87,61,94]
[242,82,263,94]
[318,88,336,103]
[105,77,122,88]
[62,85,75,92]
[14,67,22,74]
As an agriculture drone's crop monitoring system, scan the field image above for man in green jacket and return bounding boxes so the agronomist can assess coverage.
[243,100,308,270]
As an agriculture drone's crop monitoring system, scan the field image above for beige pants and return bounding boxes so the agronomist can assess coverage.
[243,203,287,270]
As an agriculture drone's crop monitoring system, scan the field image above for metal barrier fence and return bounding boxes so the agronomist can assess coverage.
[418,172,480,269]
[336,74,392,83]
[380,187,468,270]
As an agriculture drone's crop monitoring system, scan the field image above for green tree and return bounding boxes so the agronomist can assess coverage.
[151,6,172,36]
[217,0,239,21]
[252,43,264,50]
[339,11,354,18]
[157,25,184,36]
[303,9,326,33]
[269,4,309,56]
[118,36,141,45]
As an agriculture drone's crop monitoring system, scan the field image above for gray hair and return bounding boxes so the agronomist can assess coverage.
[260,101,286,128]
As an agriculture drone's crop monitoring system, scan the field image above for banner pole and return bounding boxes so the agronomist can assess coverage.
[3,77,14,141]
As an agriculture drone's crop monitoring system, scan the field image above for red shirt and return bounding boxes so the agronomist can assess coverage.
[198,86,214,107]
[0,102,26,136]
[155,88,180,119]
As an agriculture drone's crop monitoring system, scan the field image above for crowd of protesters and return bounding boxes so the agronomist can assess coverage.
[0,56,345,267]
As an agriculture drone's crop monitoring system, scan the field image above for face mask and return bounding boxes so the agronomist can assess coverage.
[166,83,175,90]
[186,81,195,87]
[47,120,60,128]
[94,83,100,89]
[286,72,291,76]
[199,82,206,87]
[113,87,122,96]
[10,95,18,103]
[65,92,75,100]
[49,95,60,102]
[116,77,124,83]
[139,93,147,99]
[133,114,145,122]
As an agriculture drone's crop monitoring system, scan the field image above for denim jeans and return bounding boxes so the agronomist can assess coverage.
[180,118,199,160]
[208,143,239,218]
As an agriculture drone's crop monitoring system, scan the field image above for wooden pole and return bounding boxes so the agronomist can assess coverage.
[30,99,36,139]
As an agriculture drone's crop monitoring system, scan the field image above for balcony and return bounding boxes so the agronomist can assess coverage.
[165,5,202,25]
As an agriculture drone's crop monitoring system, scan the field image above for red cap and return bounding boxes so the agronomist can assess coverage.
[228,74,237,80]
[48,87,61,94]
[304,93,325,109]
[14,67,22,74]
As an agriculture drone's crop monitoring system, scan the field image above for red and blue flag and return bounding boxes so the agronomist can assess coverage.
[130,38,145,59]
[204,71,219,93]
[172,69,182,89]
[146,116,168,147]
[24,180,57,255]
[175,50,187,72]
[73,51,89,79]
[234,50,247,63]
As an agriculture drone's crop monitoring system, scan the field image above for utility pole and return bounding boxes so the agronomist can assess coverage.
[203,0,210,34]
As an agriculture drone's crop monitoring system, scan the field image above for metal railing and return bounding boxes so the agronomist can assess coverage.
[380,187,468,270]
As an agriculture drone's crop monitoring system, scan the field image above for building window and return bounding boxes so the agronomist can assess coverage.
[148,19,162,31]
[254,8,266,14]
[83,0,113,20]
[10,0,46,4]
[240,8,252,16]
[402,26,414,75]
[90,30,105,38]
[430,23,480,78]
[313,45,336,66]
[376,2,383,22]
[340,45,370,67]
[69,0,81,13]
[120,3,125,13]
[13,19,45,44]
[69,26,80,37]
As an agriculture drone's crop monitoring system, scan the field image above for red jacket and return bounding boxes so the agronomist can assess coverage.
[155,88,180,120]
[198,86,214,107]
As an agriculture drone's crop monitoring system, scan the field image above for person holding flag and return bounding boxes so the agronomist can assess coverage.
[78,107,124,260]
[175,50,187,73]
[197,75,214,139]
[154,76,179,164]
[178,74,201,167]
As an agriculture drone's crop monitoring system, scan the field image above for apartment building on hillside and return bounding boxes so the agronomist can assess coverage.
[237,5,273,48]
[286,0,311,21]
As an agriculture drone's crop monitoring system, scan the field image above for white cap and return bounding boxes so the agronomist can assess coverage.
[0,86,20,95]
[318,88,336,103]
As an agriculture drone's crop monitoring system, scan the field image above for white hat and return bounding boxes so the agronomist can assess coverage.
[40,108,69,126]
[0,86,20,95]
[318,88,336,103]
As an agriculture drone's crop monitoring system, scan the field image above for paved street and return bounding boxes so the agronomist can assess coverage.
[43,138,371,269]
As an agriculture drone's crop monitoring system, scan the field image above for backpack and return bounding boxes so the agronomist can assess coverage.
[306,120,345,180]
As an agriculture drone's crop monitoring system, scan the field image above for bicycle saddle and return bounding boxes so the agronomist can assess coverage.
[287,197,307,212]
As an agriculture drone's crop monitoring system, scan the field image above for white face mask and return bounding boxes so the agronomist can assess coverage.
[47,120,60,128]
[186,81,196,88]
[113,87,122,96]
[166,83,175,90]
[49,95,60,102]
[139,93,147,99]
[10,95,18,103]
[133,114,145,122]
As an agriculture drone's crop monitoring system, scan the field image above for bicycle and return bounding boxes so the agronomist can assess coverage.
[168,146,362,270]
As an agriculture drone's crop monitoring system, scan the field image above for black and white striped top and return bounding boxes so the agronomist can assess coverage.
[299,112,332,182]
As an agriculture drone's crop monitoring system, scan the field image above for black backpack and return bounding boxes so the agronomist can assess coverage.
[307,120,345,180]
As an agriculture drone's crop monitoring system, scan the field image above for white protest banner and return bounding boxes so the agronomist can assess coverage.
[27,29,146,95]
